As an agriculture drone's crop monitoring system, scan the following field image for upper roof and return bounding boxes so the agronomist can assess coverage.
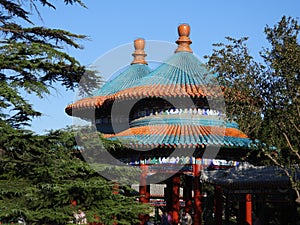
[93,63,151,96]
[109,23,220,101]
[112,51,220,101]
[93,38,151,96]
[66,24,221,115]
[65,38,151,115]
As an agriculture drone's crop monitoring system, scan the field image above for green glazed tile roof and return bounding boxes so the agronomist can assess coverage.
[93,64,151,96]
[104,115,252,149]
[65,63,151,113]
[113,52,221,100]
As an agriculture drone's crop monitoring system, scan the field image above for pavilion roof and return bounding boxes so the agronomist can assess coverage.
[65,24,253,155]
[95,38,151,96]
[201,162,299,189]
[65,39,151,115]
[67,50,221,115]
[66,24,221,116]
[111,52,221,101]
[93,63,151,96]
[104,115,252,149]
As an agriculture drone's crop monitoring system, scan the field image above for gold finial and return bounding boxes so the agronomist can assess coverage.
[175,23,193,53]
[131,38,148,65]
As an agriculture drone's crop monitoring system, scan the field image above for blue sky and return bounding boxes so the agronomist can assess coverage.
[28,0,300,134]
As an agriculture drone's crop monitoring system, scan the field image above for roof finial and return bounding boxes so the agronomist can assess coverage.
[175,23,193,53]
[131,38,148,65]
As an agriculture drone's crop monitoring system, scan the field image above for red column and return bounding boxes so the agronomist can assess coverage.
[139,164,149,203]
[193,163,202,225]
[245,194,252,225]
[139,164,149,225]
[172,174,180,225]
[214,185,223,225]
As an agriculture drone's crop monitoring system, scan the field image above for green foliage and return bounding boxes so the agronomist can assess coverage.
[0,127,150,225]
[259,16,300,161]
[0,0,100,128]
[205,16,300,201]
[0,1,149,224]
[206,36,264,139]
[73,127,143,185]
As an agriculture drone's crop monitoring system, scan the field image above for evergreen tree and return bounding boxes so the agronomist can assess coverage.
[0,126,149,225]
[0,0,99,128]
[0,1,150,224]
[205,16,300,203]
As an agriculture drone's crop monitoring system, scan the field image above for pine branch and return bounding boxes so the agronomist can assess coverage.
[0,0,32,23]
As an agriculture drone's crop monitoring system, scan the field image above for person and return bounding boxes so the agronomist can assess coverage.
[17,217,26,225]
[185,212,192,225]
[160,212,171,225]
[180,211,187,225]
[74,211,80,224]
[180,211,192,225]
[74,209,87,224]
[167,211,172,225]
[144,214,153,225]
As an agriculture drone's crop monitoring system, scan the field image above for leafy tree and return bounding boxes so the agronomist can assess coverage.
[205,16,300,202]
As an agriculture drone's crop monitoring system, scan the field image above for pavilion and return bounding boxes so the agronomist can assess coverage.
[66,24,256,225]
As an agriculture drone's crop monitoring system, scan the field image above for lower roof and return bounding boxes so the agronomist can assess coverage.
[104,116,252,149]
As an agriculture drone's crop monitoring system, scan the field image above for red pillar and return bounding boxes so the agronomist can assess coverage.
[214,185,223,225]
[139,164,149,225]
[193,163,202,225]
[245,194,252,225]
[172,174,180,225]
[139,164,149,203]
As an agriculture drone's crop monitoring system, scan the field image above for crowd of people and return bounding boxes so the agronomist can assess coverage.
[159,211,192,225]
[142,210,193,225]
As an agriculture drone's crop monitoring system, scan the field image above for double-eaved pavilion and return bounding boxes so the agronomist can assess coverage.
[65,24,297,225]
